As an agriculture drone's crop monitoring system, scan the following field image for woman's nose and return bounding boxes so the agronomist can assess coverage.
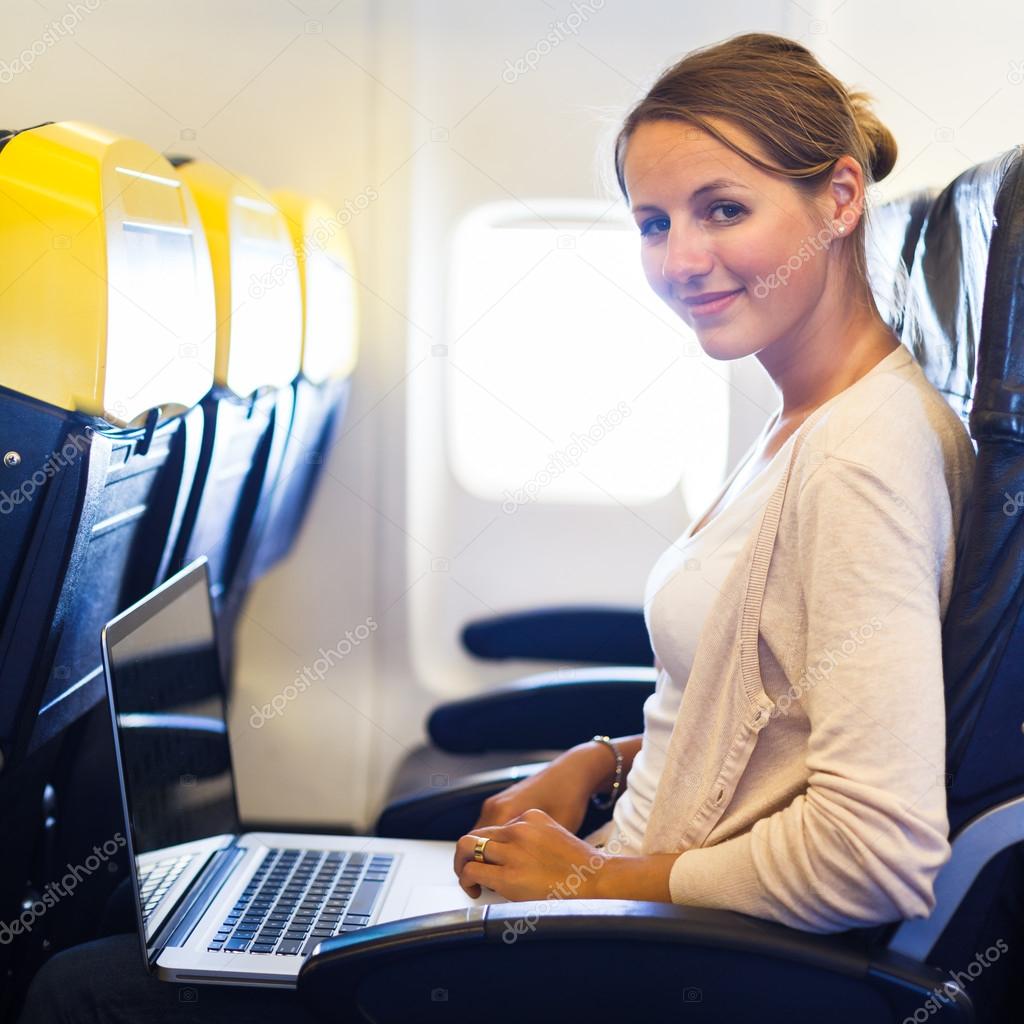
[661,224,713,284]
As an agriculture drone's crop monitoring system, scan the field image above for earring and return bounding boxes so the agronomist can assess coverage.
[836,224,845,234]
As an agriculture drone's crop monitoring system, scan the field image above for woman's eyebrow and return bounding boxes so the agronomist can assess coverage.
[631,178,751,213]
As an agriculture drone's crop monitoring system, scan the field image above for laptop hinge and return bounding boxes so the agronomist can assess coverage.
[149,841,246,965]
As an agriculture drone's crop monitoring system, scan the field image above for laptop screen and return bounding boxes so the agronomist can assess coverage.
[103,557,240,861]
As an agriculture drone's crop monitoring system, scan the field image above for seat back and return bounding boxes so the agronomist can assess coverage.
[240,189,359,582]
[0,120,216,760]
[166,159,303,634]
[867,147,1024,829]
[0,120,215,1002]
[865,146,1024,1006]
[905,148,1024,833]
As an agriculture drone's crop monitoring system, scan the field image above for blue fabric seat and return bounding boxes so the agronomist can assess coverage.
[239,190,360,588]
[163,158,304,673]
[0,121,217,1007]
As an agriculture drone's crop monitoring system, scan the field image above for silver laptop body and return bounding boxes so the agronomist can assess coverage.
[101,557,505,988]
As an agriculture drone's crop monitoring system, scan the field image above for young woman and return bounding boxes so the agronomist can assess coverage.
[18,30,976,1023]
[452,31,975,934]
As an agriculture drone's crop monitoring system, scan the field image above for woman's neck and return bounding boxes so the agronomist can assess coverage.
[760,305,901,428]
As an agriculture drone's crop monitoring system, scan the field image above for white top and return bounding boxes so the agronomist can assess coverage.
[597,409,798,852]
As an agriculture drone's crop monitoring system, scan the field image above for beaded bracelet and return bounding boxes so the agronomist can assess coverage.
[589,734,624,810]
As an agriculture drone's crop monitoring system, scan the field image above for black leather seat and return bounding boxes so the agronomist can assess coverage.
[300,145,1024,1022]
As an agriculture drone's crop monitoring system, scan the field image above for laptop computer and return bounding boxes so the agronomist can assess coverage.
[100,556,508,988]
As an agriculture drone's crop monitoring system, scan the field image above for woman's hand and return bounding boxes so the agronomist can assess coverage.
[470,743,611,835]
[454,807,609,900]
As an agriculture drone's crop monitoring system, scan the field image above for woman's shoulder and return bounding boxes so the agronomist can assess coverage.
[792,351,976,534]
[797,351,975,482]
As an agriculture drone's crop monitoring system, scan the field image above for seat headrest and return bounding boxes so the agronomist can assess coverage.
[884,146,1024,433]
[272,189,360,385]
[0,121,216,427]
[174,160,304,399]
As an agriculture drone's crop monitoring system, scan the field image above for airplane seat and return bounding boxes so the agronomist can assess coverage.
[237,190,360,586]
[165,159,303,667]
[298,146,1024,1022]
[0,122,216,1006]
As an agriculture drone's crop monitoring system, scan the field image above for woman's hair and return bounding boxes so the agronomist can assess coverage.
[612,31,897,293]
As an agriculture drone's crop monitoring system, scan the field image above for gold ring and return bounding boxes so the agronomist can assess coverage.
[472,835,491,863]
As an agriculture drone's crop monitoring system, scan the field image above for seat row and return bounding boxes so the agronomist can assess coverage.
[0,119,358,994]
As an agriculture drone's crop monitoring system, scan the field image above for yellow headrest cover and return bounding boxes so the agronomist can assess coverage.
[176,161,303,398]
[0,121,216,427]
[271,189,359,385]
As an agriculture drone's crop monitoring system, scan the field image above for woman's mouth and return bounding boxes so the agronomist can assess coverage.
[685,289,744,317]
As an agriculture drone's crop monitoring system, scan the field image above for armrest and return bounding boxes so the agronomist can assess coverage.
[461,605,653,665]
[375,762,611,841]
[428,666,657,753]
[298,901,972,1023]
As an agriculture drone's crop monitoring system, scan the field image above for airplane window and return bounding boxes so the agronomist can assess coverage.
[447,200,730,507]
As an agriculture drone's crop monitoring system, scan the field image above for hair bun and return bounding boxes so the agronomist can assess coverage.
[847,88,897,182]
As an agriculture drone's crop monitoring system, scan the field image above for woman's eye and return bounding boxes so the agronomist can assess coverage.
[709,202,745,223]
[639,203,744,238]
[639,216,670,238]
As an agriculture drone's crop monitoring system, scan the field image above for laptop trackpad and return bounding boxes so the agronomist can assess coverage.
[403,884,509,918]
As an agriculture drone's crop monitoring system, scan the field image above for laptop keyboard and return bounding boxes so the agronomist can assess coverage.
[208,848,396,956]
[139,854,193,923]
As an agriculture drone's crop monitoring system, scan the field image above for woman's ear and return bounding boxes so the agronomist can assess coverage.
[828,155,866,232]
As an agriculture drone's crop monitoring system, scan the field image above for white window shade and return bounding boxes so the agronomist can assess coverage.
[447,200,730,507]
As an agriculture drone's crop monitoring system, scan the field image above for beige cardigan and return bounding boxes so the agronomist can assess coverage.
[622,345,976,933]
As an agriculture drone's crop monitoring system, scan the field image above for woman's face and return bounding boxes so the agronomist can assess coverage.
[622,117,846,363]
